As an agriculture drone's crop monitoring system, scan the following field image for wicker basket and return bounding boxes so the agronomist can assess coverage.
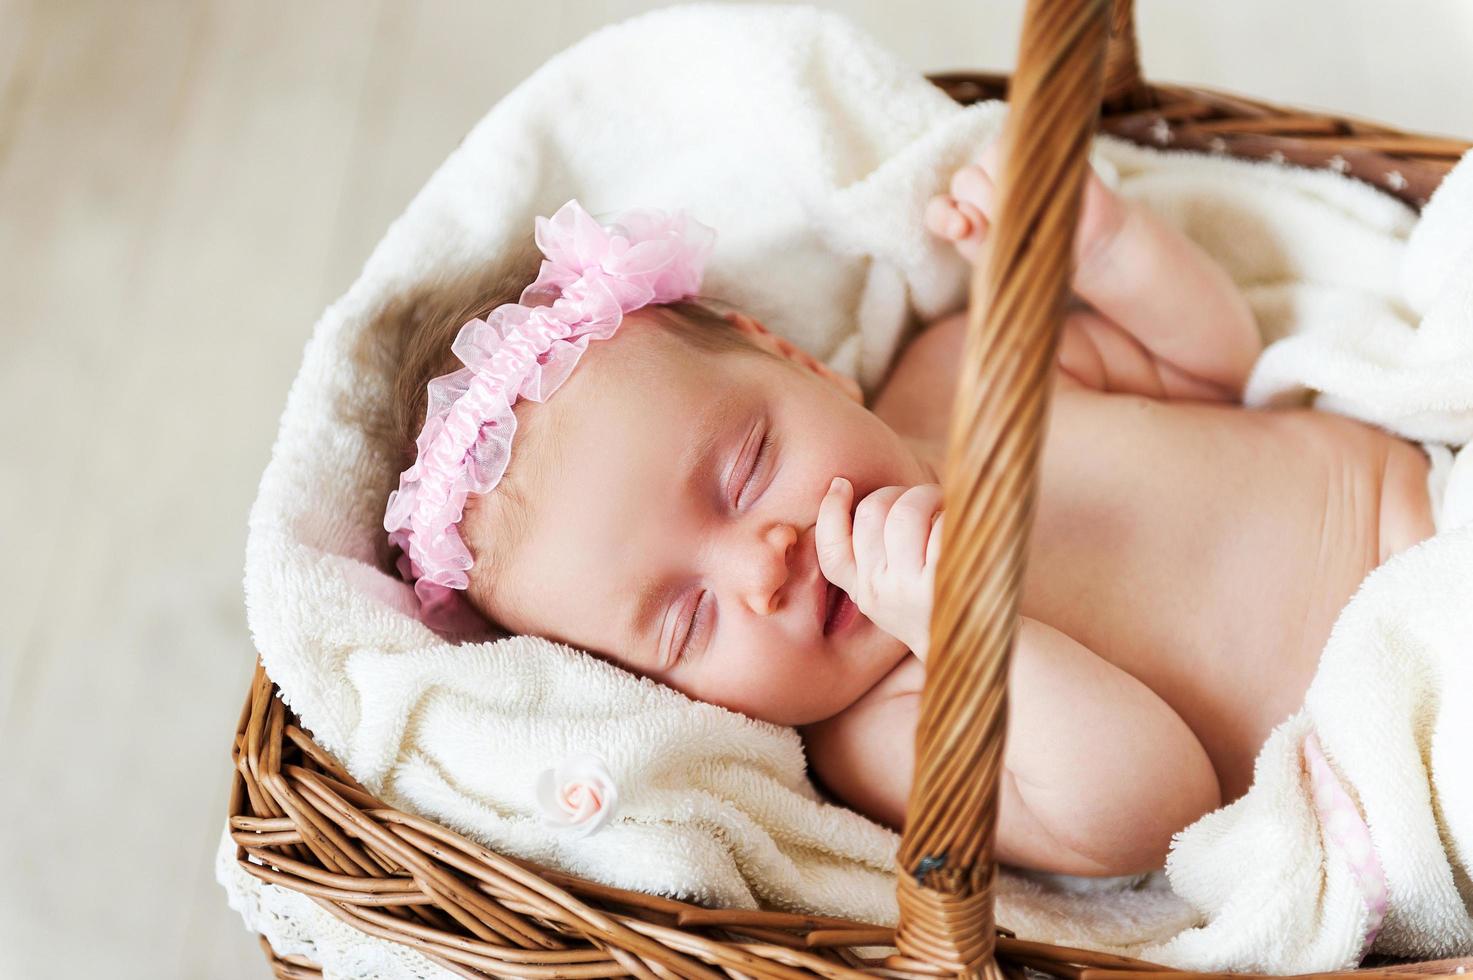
[228,1,1473,977]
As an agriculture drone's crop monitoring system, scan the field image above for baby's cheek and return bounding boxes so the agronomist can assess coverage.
[711,643,821,724]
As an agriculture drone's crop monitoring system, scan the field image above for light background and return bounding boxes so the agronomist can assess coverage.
[2,2,1469,977]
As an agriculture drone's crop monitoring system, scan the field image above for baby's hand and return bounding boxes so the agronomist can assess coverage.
[924,138,1127,290]
[816,479,944,661]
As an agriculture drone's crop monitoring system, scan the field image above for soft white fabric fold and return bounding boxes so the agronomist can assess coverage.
[217,3,1473,975]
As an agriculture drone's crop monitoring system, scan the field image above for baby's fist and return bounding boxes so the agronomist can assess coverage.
[816,479,944,660]
[925,137,1126,291]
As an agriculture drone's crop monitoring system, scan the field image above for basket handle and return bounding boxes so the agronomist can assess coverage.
[1103,0,1154,110]
[893,0,1108,974]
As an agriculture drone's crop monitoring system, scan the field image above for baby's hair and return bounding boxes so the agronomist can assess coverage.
[350,234,776,632]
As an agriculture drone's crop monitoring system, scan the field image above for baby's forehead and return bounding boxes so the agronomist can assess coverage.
[483,324,741,551]
[570,329,748,446]
[571,316,769,416]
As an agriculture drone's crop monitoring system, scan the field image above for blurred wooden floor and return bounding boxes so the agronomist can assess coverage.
[0,1,1468,977]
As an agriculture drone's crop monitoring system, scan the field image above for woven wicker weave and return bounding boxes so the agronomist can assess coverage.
[229,1,1473,977]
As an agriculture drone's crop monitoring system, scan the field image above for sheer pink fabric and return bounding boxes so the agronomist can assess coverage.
[1304,730,1389,960]
[383,199,715,632]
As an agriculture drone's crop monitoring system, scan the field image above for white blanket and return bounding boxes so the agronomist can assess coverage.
[217,4,1473,975]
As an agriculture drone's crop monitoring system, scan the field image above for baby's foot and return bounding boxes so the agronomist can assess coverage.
[925,140,1129,286]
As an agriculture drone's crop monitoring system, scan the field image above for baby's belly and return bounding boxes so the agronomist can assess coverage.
[1018,390,1436,802]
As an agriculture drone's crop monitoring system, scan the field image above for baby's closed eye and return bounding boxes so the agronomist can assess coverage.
[736,429,776,507]
[666,419,781,666]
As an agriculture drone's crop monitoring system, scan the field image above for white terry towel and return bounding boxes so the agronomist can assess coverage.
[217,3,1473,976]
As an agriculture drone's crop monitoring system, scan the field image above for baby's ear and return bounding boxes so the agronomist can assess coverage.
[723,312,864,404]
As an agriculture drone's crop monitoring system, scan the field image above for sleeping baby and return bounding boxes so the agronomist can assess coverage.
[373,141,1438,880]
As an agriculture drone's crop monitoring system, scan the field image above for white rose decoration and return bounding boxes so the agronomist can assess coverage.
[535,753,618,838]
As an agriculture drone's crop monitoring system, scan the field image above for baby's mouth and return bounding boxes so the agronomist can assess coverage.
[822,582,852,635]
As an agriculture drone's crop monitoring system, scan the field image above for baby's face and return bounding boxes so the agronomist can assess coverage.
[472,316,932,727]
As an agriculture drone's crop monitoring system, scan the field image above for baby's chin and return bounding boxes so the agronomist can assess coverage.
[777,629,913,727]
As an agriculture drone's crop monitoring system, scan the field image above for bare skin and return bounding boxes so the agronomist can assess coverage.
[463,146,1438,880]
[799,146,1439,876]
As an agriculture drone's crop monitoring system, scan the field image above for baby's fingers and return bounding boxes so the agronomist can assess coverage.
[852,486,907,580]
[816,477,857,593]
[884,484,944,576]
[926,195,988,266]
[949,164,996,225]
[926,511,945,568]
[925,194,969,240]
[976,137,1004,180]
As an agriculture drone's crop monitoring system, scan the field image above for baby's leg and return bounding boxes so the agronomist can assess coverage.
[1000,616,1222,876]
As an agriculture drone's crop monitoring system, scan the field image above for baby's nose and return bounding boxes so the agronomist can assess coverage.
[747,523,798,615]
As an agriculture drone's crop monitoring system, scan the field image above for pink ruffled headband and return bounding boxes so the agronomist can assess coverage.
[384,199,715,633]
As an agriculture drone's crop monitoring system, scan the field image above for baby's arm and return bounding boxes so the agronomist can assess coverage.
[999,617,1221,875]
[932,145,1263,399]
[810,616,1222,875]
[1069,180,1262,399]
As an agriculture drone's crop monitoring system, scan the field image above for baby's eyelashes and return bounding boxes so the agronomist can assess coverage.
[738,430,776,508]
